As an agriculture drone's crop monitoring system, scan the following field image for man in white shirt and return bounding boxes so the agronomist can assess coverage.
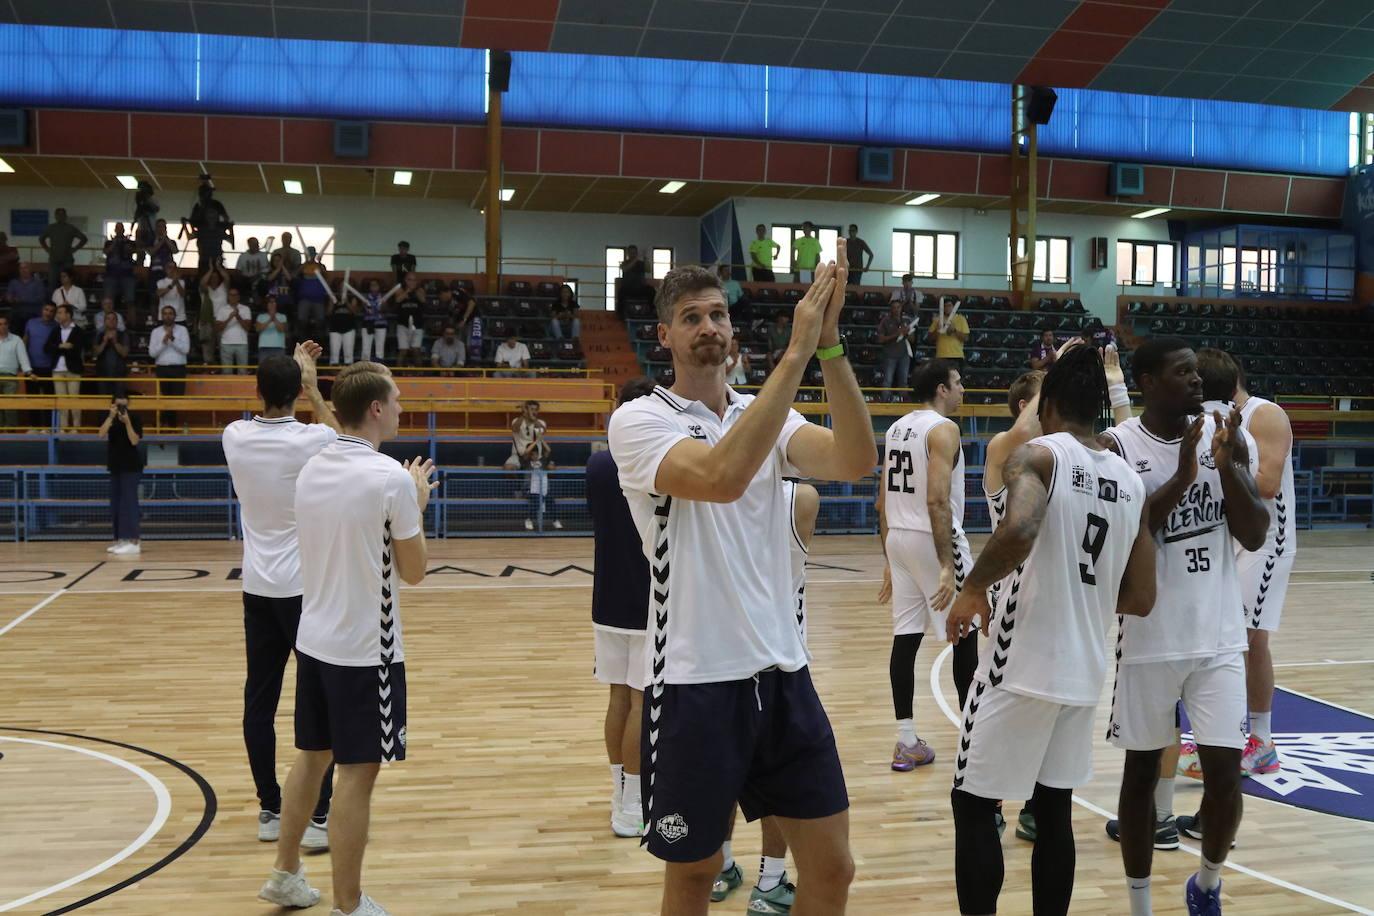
[0,314,33,430]
[216,286,254,374]
[258,360,436,916]
[156,263,187,323]
[225,342,341,848]
[493,333,531,377]
[608,247,874,913]
[944,346,1156,916]
[149,305,191,425]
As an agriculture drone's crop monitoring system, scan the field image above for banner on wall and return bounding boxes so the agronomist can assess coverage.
[1343,166,1374,304]
[699,200,742,277]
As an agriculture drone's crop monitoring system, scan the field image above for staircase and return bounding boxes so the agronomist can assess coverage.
[581,310,644,386]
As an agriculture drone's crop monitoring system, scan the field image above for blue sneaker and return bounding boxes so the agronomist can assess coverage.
[1185,873,1222,916]
[711,862,743,902]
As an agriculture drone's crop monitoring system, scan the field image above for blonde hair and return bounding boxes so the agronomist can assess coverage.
[332,361,395,426]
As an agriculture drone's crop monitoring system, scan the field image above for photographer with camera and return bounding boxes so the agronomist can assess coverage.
[99,391,144,556]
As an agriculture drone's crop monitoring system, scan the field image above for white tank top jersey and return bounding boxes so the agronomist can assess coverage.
[786,480,810,653]
[975,434,1145,705]
[883,409,965,535]
[984,483,1008,613]
[1239,395,1296,557]
[1104,415,1257,664]
[223,416,339,598]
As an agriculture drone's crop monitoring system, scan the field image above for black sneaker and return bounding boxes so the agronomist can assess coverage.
[1175,812,1237,848]
[1105,816,1179,850]
[1015,808,1037,842]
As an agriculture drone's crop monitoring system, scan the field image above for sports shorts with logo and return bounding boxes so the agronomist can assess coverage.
[1239,550,1294,632]
[594,626,648,691]
[295,652,408,765]
[640,666,848,863]
[1109,652,1247,752]
[953,681,1096,802]
[886,527,972,641]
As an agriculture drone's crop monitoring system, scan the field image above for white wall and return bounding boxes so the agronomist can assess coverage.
[5,184,1170,317]
[731,197,1174,321]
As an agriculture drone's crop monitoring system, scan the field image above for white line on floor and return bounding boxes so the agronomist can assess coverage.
[1273,659,1374,668]
[0,590,65,637]
[929,645,1374,916]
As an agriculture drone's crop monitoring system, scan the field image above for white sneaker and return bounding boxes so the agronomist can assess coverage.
[258,809,281,842]
[552,519,564,530]
[301,818,329,850]
[258,865,320,907]
[106,540,126,553]
[611,808,644,838]
[524,518,534,530]
[111,541,141,556]
[332,893,391,915]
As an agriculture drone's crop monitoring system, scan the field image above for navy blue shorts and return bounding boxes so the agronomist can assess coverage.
[641,666,848,862]
[295,653,407,765]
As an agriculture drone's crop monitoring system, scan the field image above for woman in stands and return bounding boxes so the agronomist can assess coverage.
[550,284,580,340]
[345,277,400,365]
[326,281,359,366]
[725,338,750,387]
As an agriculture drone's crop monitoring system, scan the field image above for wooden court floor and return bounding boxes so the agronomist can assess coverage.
[1,531,1371,915]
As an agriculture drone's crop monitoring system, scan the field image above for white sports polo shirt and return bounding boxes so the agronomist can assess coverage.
[608,385,812,684]
[294,435,423,667]
[223,416,338,598]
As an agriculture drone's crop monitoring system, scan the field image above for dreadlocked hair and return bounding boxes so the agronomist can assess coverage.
[1038,344,1109,428]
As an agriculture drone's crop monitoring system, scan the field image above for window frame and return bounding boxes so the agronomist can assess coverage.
[770,223,842,276]
[1117,239,1178,288]
[1008,234,1072,284]
[651,246,674,280]
[890,228,960,281]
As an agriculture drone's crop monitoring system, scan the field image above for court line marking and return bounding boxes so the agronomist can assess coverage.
[0,561,103,637]
[1273,659,1374,668]
[0,736,172,913]
[929,645,1374,916]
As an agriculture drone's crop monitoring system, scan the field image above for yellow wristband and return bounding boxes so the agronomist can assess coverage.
[816,343,846,361]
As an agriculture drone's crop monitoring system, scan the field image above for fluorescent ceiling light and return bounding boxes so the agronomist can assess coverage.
[1132,207,1170,219]
[393,170,413,186]
[906,193,939,206]
[116,174,139,190]
[659,180,686,194]
[500,188,516,201]
[0,157,13,174]
[283,179,304,195]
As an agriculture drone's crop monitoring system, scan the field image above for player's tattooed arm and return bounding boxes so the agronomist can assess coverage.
[1213,408,1268,551]
[962,443,1051,593]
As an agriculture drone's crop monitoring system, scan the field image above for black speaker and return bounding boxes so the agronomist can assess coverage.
[1026,86,1057,125]
[490,50,512,93]
[1091,237,1108,270]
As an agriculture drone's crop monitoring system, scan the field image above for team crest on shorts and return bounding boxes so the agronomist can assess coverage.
[398,725,407,748]
[656,813,689,843]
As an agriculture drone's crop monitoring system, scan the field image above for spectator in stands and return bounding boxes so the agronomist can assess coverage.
[748,223,779,282]
[217,286,254,374]
[199,263,230,368]
[890,273,919,310]
[149,305,191,426]
[0,314,33,430]
[766,311,791,370]
[393,273,427,367]
[878,300,916,391]
[391,241,416,286]
[717,265,748,323]
[616,246,648,320]
[725,337,750,387]
[157,262,188,323]
[38,208,88,290]
[1028,329,1058,370]
[294,248,334,346]
[1085,317,1116,350]
[0,232,18,285]
[265,253,295,315]
[435,286,460,328]
[6,262,48,332]
[507,399,559,531]
[550,284,580,340]
[927,295,969,368]
[326,290,358,366]
[454,282,478,336]
[845,224,874,286]
[147,219,178,291]
[494,332,531,378]
[276,231,302,275]
[236,237,269,298]
[431,325,466,373]
[93,309,130,395]
[46,303,85,431]
[255,295,289,362]
[51,269,88,320]
[24,302,57,428]
[349,277,397,364]
[96,296,127,332]
[102,222,137,316]
[792,222,821,284]
[100,391,144,556]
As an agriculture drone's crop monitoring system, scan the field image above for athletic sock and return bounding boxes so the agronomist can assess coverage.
[1154,777,1175,822]
[757,856,785,892]
[1197,856,1223,892]
[1127,877,1151,916]
[621,773,641,817]
[897,718,918,746]
[721,841,735,872]
[1251,711,1272,743]
[610,764,623,808]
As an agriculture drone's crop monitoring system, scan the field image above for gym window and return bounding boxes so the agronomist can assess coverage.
[1117,240,1177,287]
[891,229,958,280]
[1008,235,1071,284]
